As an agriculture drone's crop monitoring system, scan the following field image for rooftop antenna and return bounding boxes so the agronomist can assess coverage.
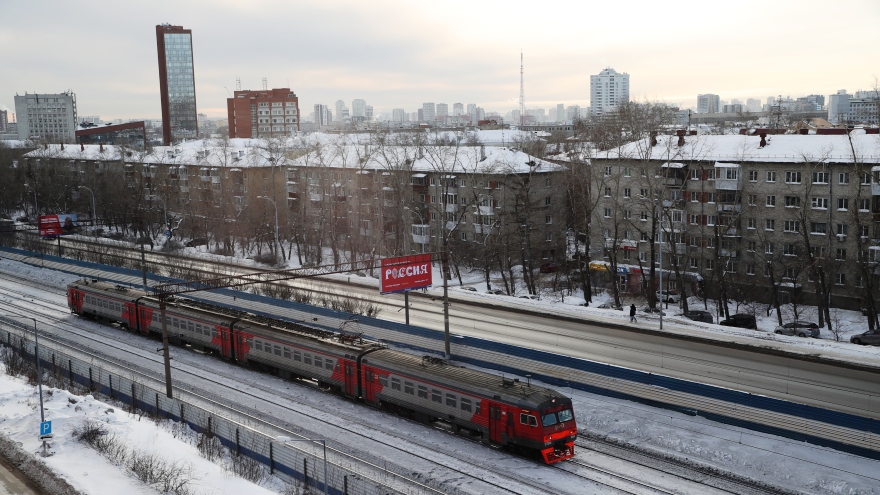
[262,77,267,91]
[235,77,241,92]
[519,50,525,127]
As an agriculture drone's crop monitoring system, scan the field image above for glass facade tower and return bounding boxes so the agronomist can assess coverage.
[156,24,198,145]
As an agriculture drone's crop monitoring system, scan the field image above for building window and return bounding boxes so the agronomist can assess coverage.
[765,243,774,254]
[707,192,716,203]
[839,172,850,184]
[689,214,699,225]
[783,244,798,256]
[640,188,648,197]
[689,257,699,268]
[706,258,715,270]
[766,195,776,207]
[623,210,631,219]
[811,246,826,258]
[785,171,801,184]
[766,171,776,182]
[837,198,849,210]
[748,170,758,182]
[545,215,553,224]
[640,211,648,221]
[835,248,847,260]
[811,197,828,209]
[836,273,846,286]
[747,194,757,206]
[784,196,800,208]
[747,218,756,229]
[765,219,775,231]
[604,166,612,176]
[861,172,871,185]
[623,188,631,198]
[747,263,755,275]
[812,172,829,184]
[859,198,870,211]
[810,222,827,234]
[784,220,799,232]
[837,224,847,237]
[707,215,717,226]
[604,187,611,197]
[604,208,611,218]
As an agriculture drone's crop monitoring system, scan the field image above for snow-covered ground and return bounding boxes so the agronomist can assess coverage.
[1,249,880,494]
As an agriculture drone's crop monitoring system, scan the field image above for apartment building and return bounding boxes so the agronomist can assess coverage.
[591,131,880,308]
[21,135,568,267]
[590,68,629,117]
[14,91,77,142]
[227,88,300,138]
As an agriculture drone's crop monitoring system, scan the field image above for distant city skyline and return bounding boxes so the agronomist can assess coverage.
[1,0,877,121]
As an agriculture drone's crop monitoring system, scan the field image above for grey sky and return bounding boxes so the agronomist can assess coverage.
[2,0,878,121]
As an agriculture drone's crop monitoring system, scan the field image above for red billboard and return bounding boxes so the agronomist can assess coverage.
[39,214,79,238]
[380,254,432,294]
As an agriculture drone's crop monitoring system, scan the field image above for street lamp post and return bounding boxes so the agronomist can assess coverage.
[24,183,38,218]
[77,186,97,238]
[258,196,280,260]
[402,207,427,326]
[2,314,49,456]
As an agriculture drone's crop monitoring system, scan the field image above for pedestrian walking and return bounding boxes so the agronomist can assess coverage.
[629,304,637,323]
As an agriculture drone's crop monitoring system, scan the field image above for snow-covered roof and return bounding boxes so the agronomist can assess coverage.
[595,133,880,164]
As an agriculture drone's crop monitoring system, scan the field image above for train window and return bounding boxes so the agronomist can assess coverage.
[391,378,401,391]
[378,375,387,387]
[188,322,194,333]
[404,382,413,394]
[558,409,573,423]
[365,371,374,382]
[541,412,558,427]
[212,329,218,338]
[432,390,441,403]
[304,354,312,365]
[460,398,472,412]
[274,345,281,356]
[152,314,158,322]
[315,356,323,367]
[520,414,538,427]
[293,350,301,361]
[475,402,482,415]
[255,340,263,351]
[283,347,291,359]
[195,324,201,334]
[325,360,333,370]
[417,385,427,399]
[172,318,179,329]
[446,394,456,408]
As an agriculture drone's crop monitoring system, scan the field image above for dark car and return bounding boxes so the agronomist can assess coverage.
[539,262,560,273]
[459,286,477,292]
[683,310,713,323]
[774,321,820,338]
[719,314,758,329]
[486,289,505,295]
[184,237,208,247]
[851,330,880,346]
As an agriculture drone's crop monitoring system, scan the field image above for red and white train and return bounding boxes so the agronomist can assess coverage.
[67,279,577,463]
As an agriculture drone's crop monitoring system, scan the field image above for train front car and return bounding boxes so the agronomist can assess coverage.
[526,392,577,464]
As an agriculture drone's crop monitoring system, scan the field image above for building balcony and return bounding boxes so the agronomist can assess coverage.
[715,178,742,190]
[716,203,742,213]
[720,249,738,258]
[665,178,685,187]
[179,186,189,193]
[411,234,429,245]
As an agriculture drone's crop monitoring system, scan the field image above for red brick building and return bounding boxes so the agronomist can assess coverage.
[227,88,300,138]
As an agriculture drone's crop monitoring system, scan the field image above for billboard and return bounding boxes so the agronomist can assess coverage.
[380,254,432,294]
[38,214,78,238]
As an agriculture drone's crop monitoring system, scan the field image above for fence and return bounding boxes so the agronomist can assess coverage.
[0,317,412,495]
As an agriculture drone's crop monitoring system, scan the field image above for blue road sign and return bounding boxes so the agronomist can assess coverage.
[165,230,171,238]
[40,421,52,437]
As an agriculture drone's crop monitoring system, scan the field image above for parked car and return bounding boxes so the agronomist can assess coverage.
[719,314,758,329]
[774,321,820,338]
[519,294,540,300]
[459,286,477,292]
[486,289,505,295]
[184,237,208,247]
[597,303,623,310]
[850,330,880,346]
[656,290,681,303]
[683,310,713,323]
[539,262,560,273]
[642,306,666,315]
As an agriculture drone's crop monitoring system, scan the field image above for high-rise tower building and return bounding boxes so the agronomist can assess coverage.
[436,103,448,121]
[351,99,366,118]
[156,24,198,145]
[422,102,436,122]
[697,94,720,114]
[590,67,629,117]
[0,110,7,132]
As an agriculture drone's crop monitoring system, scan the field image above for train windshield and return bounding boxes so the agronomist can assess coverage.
[541,408,574,427]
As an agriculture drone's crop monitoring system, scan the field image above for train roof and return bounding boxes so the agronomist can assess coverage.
[363,349,570,411]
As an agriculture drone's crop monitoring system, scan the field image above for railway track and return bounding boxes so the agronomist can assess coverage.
[0,284,675,495]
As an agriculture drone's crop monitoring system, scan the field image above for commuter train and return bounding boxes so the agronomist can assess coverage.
[66,279,576,463]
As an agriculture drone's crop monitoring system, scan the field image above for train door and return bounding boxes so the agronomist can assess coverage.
[489,404,504,444]
[344,361,356,397]
[68,289,84,314]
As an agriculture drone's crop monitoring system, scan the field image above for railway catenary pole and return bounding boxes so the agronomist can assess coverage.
[158,295,173,398]
[442,250,451,358]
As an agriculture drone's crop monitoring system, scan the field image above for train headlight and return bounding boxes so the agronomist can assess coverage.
[544,435,553,443]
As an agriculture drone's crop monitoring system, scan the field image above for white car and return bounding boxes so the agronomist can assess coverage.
[656,290,681,303]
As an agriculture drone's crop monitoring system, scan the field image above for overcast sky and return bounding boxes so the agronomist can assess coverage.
[1,0,878,121]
